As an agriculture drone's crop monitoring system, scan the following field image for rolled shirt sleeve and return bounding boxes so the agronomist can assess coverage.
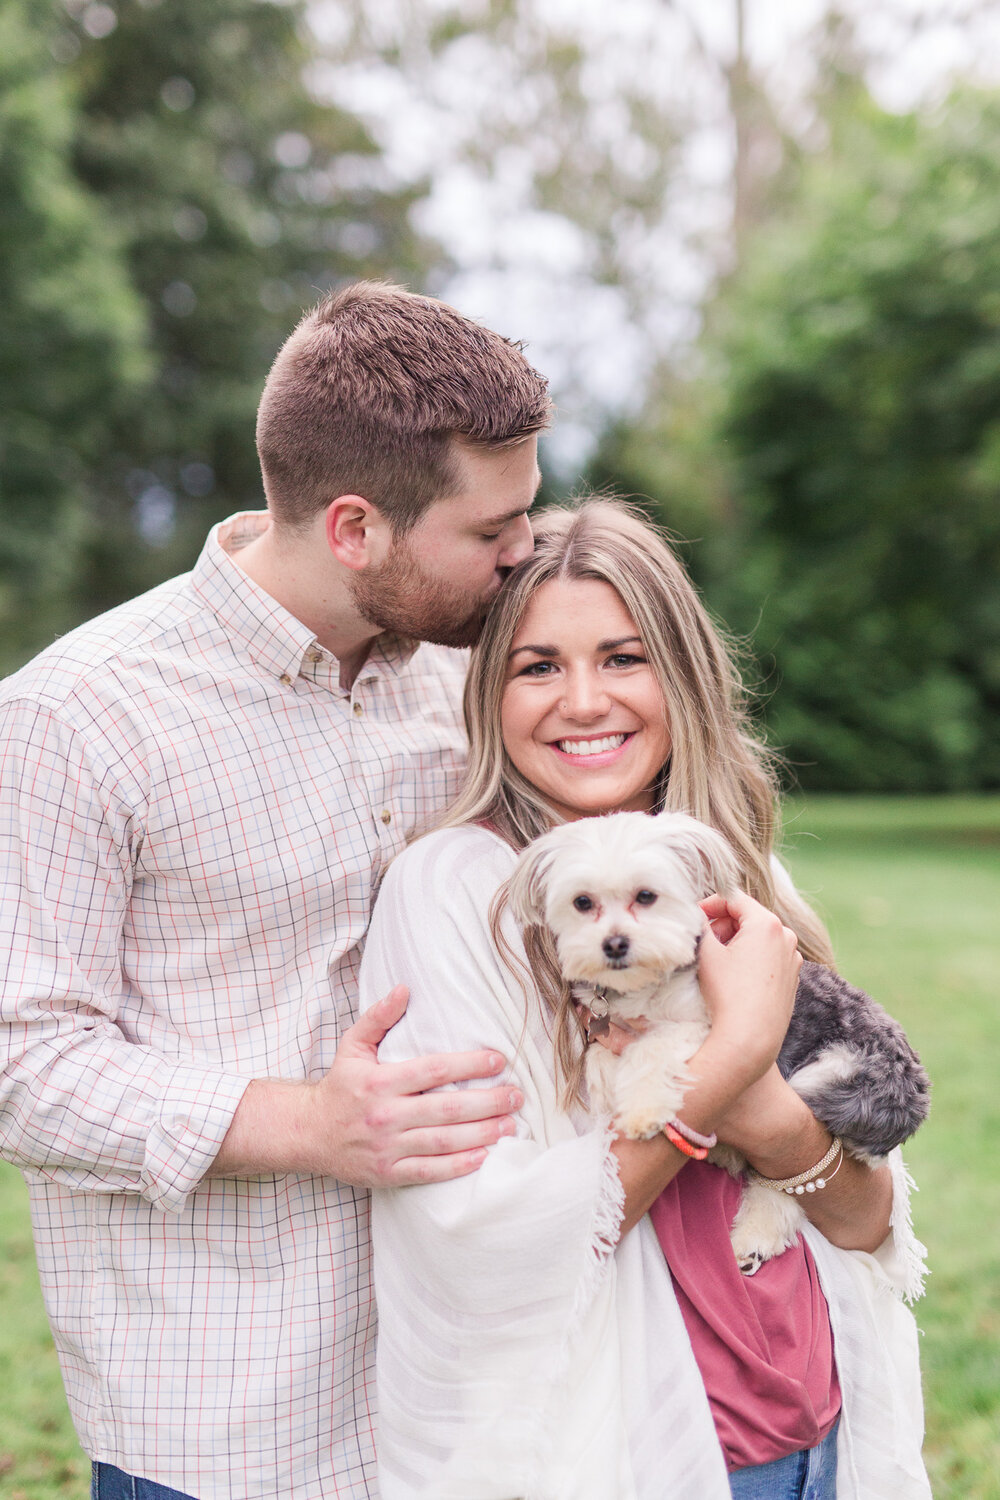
[0,697,250,1212]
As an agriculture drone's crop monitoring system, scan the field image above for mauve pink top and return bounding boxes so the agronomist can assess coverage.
[649,1160,842,1472]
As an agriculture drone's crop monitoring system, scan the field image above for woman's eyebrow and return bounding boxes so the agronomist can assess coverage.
[597,636,643,652]
[508,644,557,659]
[507,635,643,661]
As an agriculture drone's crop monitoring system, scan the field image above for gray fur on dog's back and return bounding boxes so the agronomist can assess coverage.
[778,962,930,1159]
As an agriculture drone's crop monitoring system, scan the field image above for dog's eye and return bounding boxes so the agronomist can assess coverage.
[572,895,594,912]
[634,889,658,907]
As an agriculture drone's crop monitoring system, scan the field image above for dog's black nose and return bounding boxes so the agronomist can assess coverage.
[602,935,630,962]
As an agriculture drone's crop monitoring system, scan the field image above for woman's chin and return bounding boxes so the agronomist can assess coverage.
[541,793,656,824]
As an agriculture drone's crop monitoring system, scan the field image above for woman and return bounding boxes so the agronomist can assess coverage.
[359,500,929,1499]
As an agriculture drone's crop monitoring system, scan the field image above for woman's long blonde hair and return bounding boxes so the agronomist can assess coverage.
[439,498,834,1095]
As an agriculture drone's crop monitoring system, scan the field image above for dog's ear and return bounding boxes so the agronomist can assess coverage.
[507,829,566,929]
[654,813,739,899]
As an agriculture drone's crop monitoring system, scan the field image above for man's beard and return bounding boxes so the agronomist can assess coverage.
[348,538,493,649]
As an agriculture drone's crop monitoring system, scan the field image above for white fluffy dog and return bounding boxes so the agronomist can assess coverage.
[507,810,929,1274]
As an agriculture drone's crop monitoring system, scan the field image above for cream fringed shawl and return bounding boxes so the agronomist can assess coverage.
[359,826,931,1500]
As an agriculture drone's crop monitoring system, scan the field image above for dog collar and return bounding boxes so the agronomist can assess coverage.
[584,990,642,1044]
[578,933,703,1044]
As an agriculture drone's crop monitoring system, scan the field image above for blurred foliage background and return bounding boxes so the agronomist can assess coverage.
[2,6,999,1497]
[2,0,999,795]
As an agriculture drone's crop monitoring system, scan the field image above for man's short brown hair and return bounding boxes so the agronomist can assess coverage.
[255,281,551,532]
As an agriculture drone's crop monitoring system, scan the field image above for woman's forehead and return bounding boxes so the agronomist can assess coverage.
[511,577,638,641]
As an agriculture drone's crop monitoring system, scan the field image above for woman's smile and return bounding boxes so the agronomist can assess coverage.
[548,731,634,764]
[501,578,672,821]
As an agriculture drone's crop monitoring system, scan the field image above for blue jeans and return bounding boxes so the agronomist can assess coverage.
[728,1418,839,1499]
[91,1464,197,1500]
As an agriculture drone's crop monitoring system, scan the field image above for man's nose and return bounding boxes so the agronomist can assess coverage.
[497,512,534,569]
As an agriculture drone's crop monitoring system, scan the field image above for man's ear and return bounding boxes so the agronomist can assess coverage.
[324,495,389,571]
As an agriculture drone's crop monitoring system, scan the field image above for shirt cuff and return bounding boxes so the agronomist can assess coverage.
[141,1064,252,1213]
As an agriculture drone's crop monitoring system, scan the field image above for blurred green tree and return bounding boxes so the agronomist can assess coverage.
[328,0,688,430]
[0,0,148,671]
[50,0,431,633]
[600,87,1000,792]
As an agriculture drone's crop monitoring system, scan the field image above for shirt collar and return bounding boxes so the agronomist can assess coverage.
[189,511,421,685]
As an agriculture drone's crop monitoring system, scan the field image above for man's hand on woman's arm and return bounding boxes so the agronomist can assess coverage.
[208,985,522,1188]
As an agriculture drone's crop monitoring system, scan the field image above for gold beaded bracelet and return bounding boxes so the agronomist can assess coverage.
[748,1136,844,1196]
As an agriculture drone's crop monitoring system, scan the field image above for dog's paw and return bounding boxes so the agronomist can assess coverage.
[729,1225,785,1274]
[617,1107,669,1141]
[737,1250,765,1278]
[729,1183,804,1271]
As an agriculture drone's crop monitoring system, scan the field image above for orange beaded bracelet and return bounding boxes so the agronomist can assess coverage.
[662,1121,709,1160]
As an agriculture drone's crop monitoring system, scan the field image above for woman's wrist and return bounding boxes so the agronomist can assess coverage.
[611,1032,771,1233]
[715,1070,810,1158]
[738,1094,830,1180]
[708,1065,841,1181]
[663,1034,772,1140]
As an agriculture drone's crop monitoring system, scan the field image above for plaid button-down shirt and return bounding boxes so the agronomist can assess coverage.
[0,514,468,1499]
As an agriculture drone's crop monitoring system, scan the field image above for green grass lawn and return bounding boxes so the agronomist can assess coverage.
[0,1169,88,1498]
[781,794,1000,1500]
[1,793,998,1497]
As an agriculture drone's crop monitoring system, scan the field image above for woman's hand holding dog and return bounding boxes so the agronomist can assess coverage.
[612,894,891,1250]
[679,898,893,1254]
[696,890,802,1089]
[695,900,892,1250]
[613,890,802,1233]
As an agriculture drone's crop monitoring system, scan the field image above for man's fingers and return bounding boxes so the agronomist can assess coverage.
[388,1148,493,1187]
[390,1081,524,1132]
[340,986,410,1056]
[347,1085,523,1187]
[394,1116,518,1160]
[384,1048,507,1096]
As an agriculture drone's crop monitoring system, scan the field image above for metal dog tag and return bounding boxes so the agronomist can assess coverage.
[587,1012,611,1042]
[586,989,611,1043]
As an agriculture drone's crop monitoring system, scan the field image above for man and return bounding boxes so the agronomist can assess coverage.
[0,282,550,1499]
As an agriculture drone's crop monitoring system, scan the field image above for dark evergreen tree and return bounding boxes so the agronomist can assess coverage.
[0,0,147,671]
[58,0,431,621]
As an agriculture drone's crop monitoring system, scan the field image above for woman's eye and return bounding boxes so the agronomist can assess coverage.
[480,532,502,542]
[634,889,658,906]
[608,652,645,668]
[572,895,594,912]
[519,661,555,677]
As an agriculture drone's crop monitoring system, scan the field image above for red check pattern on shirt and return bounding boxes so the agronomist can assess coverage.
[0,513,468,1500]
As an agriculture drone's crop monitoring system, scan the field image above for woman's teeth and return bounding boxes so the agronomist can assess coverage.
[556,734,628,756]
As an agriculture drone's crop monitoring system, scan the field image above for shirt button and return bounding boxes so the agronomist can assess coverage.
[279,673,293,686]
[380,810,392,825]
[307,649,322,664]
[353,702,363,716]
